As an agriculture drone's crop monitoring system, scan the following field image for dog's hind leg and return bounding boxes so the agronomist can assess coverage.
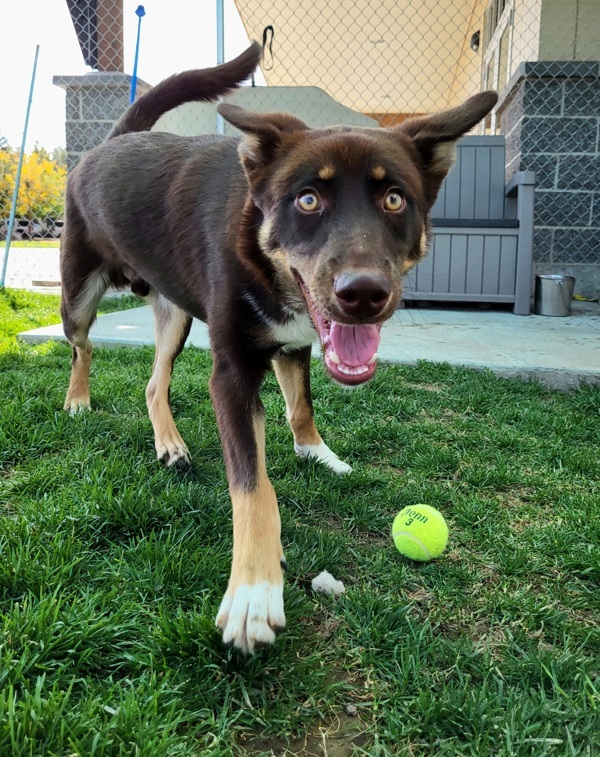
[146,292,193,470]
[272,347,352,474]
[61,268,111,413]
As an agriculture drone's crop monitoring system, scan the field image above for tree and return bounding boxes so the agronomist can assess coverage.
[50,146,67,168]
[0,147,66,220]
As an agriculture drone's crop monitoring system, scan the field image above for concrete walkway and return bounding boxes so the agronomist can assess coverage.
[19,301,600,391]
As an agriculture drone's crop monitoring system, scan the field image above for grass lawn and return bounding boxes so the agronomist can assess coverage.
[8,241,61,248]
[0,289,143,353]
[0,289,598,755]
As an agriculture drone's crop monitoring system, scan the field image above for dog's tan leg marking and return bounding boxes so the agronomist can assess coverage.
[273,351,352,474]
[63,270,110,413]
[216,413,286,654]
[64,334,93,413]
[272,353,321,446]
[146,293,192,470]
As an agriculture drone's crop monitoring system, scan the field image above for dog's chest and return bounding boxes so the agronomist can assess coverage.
[242,288,316,352]
[269,311,316,352]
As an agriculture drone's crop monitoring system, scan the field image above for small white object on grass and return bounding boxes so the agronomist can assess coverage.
[311,571,346,597]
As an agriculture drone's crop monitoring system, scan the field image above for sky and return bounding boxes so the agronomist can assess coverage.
[0,0,253,151]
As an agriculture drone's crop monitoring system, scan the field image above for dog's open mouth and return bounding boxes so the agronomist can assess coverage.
[295,275,381,386]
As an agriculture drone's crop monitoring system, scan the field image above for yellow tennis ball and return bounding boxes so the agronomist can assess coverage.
[392,505,449,561]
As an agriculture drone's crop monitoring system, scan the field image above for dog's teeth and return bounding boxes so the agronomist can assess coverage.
[328,351,340,364]
[337,363,369,376]
[367,353,379,365]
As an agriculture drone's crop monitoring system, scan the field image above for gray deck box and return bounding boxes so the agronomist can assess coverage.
[403,136,535,315]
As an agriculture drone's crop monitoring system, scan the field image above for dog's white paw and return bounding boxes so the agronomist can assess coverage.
[156,437,191,471]
[216,581,286,655]
[294,442,352,474]
[65,398,91,415]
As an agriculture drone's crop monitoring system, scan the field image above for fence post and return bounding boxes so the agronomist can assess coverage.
[130,6,146,104]
[216,0,225,135]
[1,44,40,288]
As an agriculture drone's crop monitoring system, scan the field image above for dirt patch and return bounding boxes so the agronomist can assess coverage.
[0,499,17,517]
[404,382,445,393]
[237,712,370,756]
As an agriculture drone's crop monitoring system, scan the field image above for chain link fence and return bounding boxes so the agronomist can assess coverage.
[0,0,133,287]
[1,0,598,295]
[0,147,66,241]
[235,0,599,295]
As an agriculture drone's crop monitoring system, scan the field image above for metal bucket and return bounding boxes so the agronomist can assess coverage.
[533,274,576,317]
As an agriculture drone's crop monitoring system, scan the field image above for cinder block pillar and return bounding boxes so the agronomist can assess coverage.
[53,73,150,172]
[497,62,600,298]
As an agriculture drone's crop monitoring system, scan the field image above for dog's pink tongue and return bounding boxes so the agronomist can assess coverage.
[330,323,381,367]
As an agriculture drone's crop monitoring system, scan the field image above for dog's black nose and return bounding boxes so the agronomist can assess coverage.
[334,271,391,318]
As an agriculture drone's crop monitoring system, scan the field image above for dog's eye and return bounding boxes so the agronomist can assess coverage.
[383,189,406,213]
[296,191,321,213]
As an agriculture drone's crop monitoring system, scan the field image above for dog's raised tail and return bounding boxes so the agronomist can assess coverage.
[107,42,262,140]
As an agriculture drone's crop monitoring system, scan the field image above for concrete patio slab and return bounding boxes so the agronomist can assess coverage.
[19,302,600,391]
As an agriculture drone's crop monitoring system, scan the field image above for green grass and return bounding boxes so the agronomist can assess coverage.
[0,288,143,352]
[8,241,60,248]
[0,290,599,755]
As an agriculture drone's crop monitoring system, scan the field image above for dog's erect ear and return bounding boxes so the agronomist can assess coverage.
[395,91,498,207]
[218,103,309,177]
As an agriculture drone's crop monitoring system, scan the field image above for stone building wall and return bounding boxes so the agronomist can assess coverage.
[498,62,599,298]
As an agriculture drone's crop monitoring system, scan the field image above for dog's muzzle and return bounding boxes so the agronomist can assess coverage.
[333,271,391,319]
[294,271,385,386]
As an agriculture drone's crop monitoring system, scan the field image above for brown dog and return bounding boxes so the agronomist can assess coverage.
[60,43,497,653]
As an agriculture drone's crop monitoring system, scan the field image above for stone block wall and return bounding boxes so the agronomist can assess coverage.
[498,62,600,298]
[53,73,150,173]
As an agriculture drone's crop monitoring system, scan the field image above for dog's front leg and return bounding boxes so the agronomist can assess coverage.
[210,356,286,654]
[273,348,352,474]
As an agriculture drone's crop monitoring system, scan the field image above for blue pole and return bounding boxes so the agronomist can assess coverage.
[216,0,224,65]
[130,5,146,104]
[216,0,225,135]
[1,44,40,288]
